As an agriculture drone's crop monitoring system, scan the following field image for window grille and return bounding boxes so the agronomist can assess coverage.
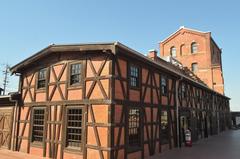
[161,110,169,144]
[66,108,83,150]
[128,108,141,146]
[191,42,198,53]
[130,65,139,87]
[161,76,168,96]
[70,63,81,85]
[32,108,45,143]
[181,83,187,98]
[170,46,176,57]
[192,63,198,72]
[37,68,47,89]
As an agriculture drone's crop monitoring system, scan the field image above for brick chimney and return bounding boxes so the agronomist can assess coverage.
[147,49,158,61]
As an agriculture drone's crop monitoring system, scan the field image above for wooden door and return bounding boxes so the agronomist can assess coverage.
[0,108,13,149]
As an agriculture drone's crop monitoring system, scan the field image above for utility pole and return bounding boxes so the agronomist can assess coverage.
[2,64,10,95]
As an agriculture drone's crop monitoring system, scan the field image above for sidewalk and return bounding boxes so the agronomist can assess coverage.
[1,130,239,159]
[0,148,44,159]
[150,130,240,159]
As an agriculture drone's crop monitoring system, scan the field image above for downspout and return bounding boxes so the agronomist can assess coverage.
[176,76,183,148]
[9,95,19,151]
[212,93,215,134]
[9,72,22,151]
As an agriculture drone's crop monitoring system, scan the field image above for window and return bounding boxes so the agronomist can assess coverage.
[161,110,169,144]
[70,63,82,85]
[32,108,45,143]
[196,89,199,97]
[196,89,201,102]
[191,42,197,53]
[161,76,168,96]
[128,108,141,147]
[170,46,176,57]
[66,107,83,150]
[180,44,185,56]
[37,68,47,89]
[181,83,187,98]
[130,65,139,88]
[191,63,198,72]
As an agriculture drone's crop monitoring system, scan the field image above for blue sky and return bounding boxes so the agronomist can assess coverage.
[0,0,239,111]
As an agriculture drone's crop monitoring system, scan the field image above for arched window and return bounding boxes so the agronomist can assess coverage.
[180,44,185,56]
[191,42,197,54]
[170,46,176,57]
[191,63,198,72]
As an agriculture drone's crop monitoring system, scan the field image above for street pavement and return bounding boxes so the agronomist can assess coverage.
[150,129,240,159]
[0,130,239,159]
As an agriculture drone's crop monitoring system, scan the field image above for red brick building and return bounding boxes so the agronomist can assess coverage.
[160,26,224,94]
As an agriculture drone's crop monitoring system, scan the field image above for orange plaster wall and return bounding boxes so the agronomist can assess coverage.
[87,127,108,147]
[142,68,148,83]
[114,105,123,124]
[88,105,109,123]
[161,96,168,105]
[129,90,140,102]
[143,88,151,103]
[152,89,159,104]
[35,92,46,102]
[86,104,110,159]
[87,79,109,100]
[115,59,127,79]
[68,89,82,100]
[86,56,110,78]
[115,80,125,100]
[19,140,28,153]
[114,127,124,146]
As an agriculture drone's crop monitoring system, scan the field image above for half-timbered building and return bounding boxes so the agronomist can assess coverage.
[9,42,230,159]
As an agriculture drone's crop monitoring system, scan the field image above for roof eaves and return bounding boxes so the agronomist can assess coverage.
[10,42,118,73]
[159,26,210,44]
[0,95,11,99]
[52,41,117,47]
[10,45,53,73]
[210,37,222,52]
[159,27,182,44]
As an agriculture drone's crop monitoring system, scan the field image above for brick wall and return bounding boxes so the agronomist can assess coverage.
[160,27,224,94]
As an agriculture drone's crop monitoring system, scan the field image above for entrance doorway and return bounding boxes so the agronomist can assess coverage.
[179,110,190,147]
